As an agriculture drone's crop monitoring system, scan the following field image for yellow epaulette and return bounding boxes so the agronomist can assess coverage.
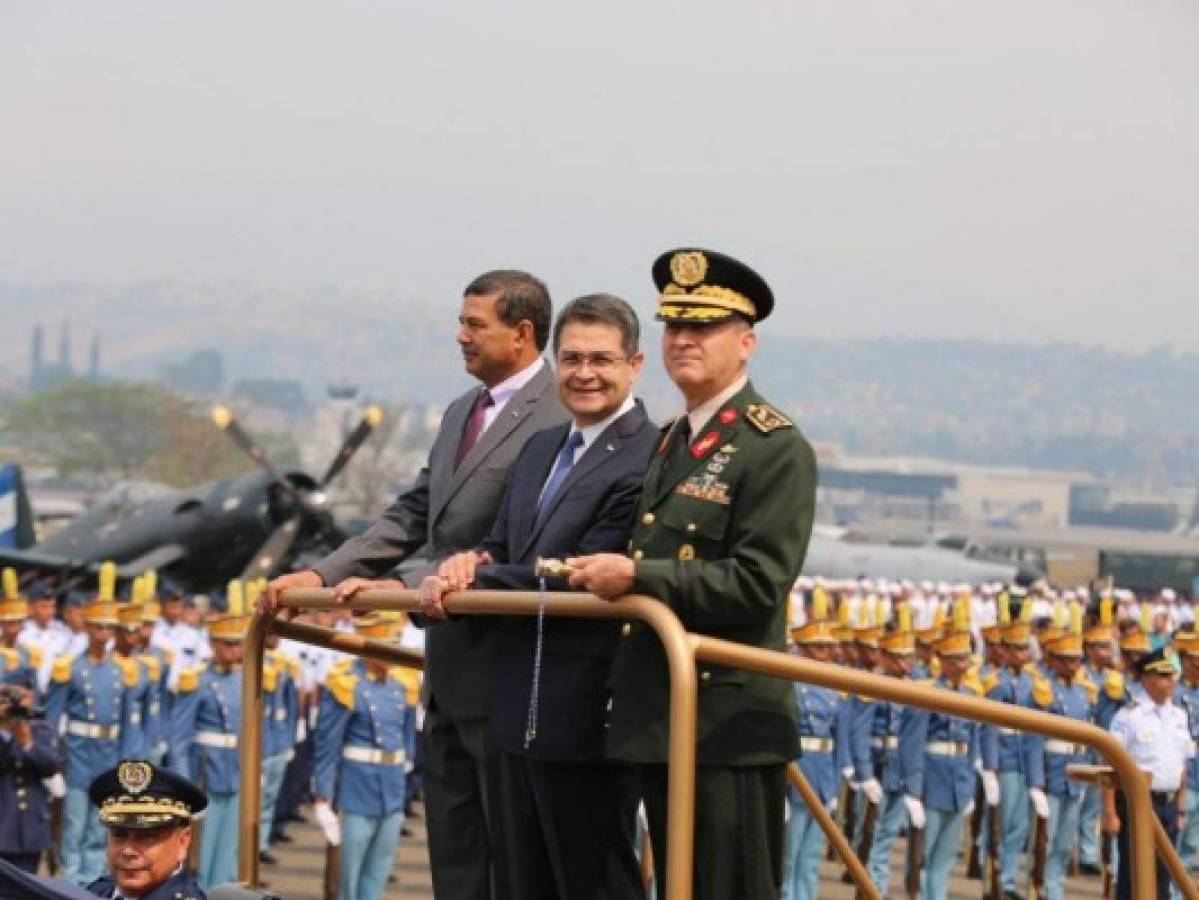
[26,644,43,670]
[177,665,204,694]
[1023,661,1039,674]
[981,670,1001,696]
[52,655,76,684]
[113,655,140,688]
[0,647,16,670]
[1104,670,1125,701]
[745,403,794,434]
[331,657,354,673]
[327,668,357,710]
[137,653,161,683]
[931,658,942,677]
[1032,673,1054,709]
[390,667,421,707]
[961,672,985,697]
[263,661,279,694]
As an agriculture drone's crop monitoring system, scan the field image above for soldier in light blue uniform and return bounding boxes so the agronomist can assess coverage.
[970,620,1006,879]
[1025,629,1091,900]
[112,603,153,761]
[1172,630,1199,888]
[314,614,410,900]
[258,628,300,864]
[169,598,248,890]
[980,618,1035,900]
[854,612,916,897]
[782,614,848,900]
[899,612,984,900]
[0,583,40,692]
[43,594,143,886]
[1075,602,1122,877]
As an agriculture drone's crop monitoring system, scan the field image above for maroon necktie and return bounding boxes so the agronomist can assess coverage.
[454,389,494,470]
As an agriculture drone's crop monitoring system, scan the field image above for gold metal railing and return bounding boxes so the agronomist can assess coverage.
[237,588,1191,900]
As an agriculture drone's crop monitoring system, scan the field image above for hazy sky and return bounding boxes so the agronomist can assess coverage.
[2,1,1197,348]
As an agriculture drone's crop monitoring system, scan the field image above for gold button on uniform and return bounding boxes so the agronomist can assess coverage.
[621,623,632,637]
[678,544,696,561]
[633,550,644,561]
[685,523,697,534]
[642,512,655,525]
[700,670,711,683]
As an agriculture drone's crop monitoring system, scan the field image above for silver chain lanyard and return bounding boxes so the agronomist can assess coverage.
[524,576,548,749]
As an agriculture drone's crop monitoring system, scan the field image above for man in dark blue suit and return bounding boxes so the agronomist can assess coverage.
[422,293,657,900]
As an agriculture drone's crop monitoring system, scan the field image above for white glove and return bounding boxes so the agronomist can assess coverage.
[41,774,66,800]
[827,797,838,815]
[964,800,975,818]
[981,770,1000,807]
[295,719,307,743]
[314,800,341,846]
[862,778,884,806]
[841,766,854,781]
[903,795,925,829]
[1029,787,1049,820]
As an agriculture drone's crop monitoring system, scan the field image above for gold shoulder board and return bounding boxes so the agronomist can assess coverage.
[52,655,75,684]
[745,403,793,433]
[177,666,202,694]
[1032,676,1054,709]
[1104,670,1125,700]
[327,669,358,709]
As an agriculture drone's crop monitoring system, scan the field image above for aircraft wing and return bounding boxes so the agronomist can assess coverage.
[115,544,188,577]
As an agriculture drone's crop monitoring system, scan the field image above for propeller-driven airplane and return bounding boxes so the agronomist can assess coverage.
[0,406,383,593]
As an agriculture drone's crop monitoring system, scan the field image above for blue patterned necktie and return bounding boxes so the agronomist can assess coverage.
[534,430,584,528]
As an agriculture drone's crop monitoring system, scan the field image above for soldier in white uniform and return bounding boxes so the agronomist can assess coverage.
[1105,647,1194,900]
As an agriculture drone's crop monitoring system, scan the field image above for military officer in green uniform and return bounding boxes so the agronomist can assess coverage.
[569,247,817,900]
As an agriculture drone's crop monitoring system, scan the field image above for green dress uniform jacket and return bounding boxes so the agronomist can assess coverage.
[607,380,817,767]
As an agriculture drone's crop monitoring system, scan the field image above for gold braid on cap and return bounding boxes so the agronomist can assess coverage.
[660,283,756,318]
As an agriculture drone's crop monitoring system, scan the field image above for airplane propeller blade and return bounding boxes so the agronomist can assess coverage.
[319,406,384,489]
[240,517,302,580]
[211,406,290,486]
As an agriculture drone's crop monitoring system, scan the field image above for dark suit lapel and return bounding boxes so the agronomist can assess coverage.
[437,362,553,519]
[517,403,647,559]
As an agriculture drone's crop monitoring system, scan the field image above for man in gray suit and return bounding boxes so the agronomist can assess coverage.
[263,270,568,900]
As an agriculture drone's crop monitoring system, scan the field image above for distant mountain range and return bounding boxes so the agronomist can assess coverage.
[2,280,1197,484]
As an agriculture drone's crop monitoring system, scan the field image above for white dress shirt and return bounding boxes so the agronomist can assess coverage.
[684,374,749,438]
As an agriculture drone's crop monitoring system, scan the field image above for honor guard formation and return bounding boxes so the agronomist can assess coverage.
[2,249,1197,900]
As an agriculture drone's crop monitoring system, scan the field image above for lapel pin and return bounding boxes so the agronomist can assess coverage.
[606,443,615,452]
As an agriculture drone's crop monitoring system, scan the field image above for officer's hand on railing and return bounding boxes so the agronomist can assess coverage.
[333,577,406,606]
[566,554,635,599]
[981,770,1000,807]
[862,778,884,805]
[314,800,341,846]
[262,570,323,619]
[418,576,450,621]
[903,795,925,828]
[1029,787,1050,819]
[437,551,492,592]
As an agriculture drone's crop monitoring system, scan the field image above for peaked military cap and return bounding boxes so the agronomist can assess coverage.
[89,760,208,828]
[652,248,774,324]
[1137,647,1177,678]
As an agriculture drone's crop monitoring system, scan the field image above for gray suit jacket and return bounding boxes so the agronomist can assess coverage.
[313,360,568,719]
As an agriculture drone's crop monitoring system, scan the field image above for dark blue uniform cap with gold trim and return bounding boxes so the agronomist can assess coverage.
[88,760,208,829]
[652,248,774,325]
[1136,646,1178,678]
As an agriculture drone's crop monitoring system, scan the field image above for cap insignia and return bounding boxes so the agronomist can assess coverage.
[669,251,708,288]
[118,761,153,795]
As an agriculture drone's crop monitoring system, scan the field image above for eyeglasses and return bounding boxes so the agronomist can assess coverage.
[556,351,627,372]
